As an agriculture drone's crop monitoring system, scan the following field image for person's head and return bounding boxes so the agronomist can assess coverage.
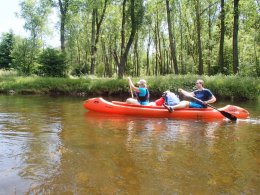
[137,79,147,88]
[195,79,204,89]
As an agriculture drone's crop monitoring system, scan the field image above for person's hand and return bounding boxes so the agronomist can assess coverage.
[202,101,208,105]
[178,88,183,93]
[127,77,131,82]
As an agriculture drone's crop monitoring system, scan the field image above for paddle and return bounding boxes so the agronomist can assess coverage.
[189,95,237,121]
[129,81,134,98]
[130,84,134,98]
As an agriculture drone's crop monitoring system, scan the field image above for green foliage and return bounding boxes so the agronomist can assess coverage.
[205,75,260,100]
[0,0,258,78]
[0,31,15,69]
[0,74,258,100]
[11,38,40,75]
[38,48,68,77]
[140,74,260,100]
[19,0,51,39]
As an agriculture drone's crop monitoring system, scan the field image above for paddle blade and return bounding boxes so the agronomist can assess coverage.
[220,110,237,121]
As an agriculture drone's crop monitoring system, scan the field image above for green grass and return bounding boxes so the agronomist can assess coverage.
[0,74,259,100]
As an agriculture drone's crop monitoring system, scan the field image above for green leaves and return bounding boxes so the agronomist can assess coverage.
[0,32,15,69]
[38,48,68,77]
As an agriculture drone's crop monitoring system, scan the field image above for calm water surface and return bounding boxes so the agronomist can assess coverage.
[0,95,259,194]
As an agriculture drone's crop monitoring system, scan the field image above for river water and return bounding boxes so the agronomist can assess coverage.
[0,95,259,194]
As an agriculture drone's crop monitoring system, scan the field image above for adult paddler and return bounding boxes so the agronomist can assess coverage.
[164,79,216,112]
[126,77,150,105]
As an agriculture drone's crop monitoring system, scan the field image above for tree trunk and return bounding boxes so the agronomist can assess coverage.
[90,8,97,74]
[195,0,204,75]
[165,0,179,74]
[146,29,151,75]
[91,0,108,75]
[116,0,127,78]
[162,35,166,74]
[233,0,239,74]
[156,11,163,75]
[154,20,158,76]
[134,35,140,76]
[76,38,81,67]
[254,33,260,76]
[218,0,225,74]
[176,0,184,74]
[117,0,139,79]
[58,0,69,53]
[207,0,213,75]
[60,15,65,53]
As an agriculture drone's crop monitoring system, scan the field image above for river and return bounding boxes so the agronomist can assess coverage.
[0,95,259,194]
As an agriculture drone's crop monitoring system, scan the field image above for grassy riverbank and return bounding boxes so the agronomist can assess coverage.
[0,72,259,100]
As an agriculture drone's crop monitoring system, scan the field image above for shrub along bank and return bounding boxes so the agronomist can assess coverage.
[0,75,259,100]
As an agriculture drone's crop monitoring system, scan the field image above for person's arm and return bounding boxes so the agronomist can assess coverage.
[202,89,216,105]
[128,77,139,92]
[205,95,216,104]
[178,88,193,97]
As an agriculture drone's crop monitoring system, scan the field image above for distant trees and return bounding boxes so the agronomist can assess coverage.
[0,0,259,77]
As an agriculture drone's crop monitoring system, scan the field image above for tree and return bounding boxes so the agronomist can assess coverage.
[14,0,259,77]
[233,0,239,74]
[19,0,51,42]
[218,0,225,74]
[18,0,52,74]
[90,0,108,75]
[195,0,204,75]
[165,0,178,74]
[39,48,67,77]
[58,0,71,53]
[0,31,15,69]
[12,38,37,75]
[113,0,144,79]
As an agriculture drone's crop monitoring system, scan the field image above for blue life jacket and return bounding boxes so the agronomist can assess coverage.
[136,88,149,103]
[163,92,180,106]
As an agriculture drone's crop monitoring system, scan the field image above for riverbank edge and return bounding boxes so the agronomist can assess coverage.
[0,75,259,100]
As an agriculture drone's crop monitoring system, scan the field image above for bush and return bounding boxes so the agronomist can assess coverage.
[0,74,259,100]
[38,48,67,77]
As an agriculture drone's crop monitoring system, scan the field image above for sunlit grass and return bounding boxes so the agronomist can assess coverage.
[0,69,18,77]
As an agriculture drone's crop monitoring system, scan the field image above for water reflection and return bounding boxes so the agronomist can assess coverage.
[0,96,65,194]
[0,96,259,194]
[83,111,259,194]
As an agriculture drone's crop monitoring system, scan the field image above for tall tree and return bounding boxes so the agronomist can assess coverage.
[176,0,184,73]
[58,0,70,53]
[146,28,151,75]
[114,0,144,78]
[195,0,204,75]
[18,0,51,74]
[91,8,97,74]
[233,0,239,74]
[218,0,225,73]
[91,0,108,74]
[165,0,178,74]
[206,0,217,75]
[20,0,51,40]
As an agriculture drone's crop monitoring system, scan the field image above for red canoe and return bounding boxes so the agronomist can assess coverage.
[83,97,249,120]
